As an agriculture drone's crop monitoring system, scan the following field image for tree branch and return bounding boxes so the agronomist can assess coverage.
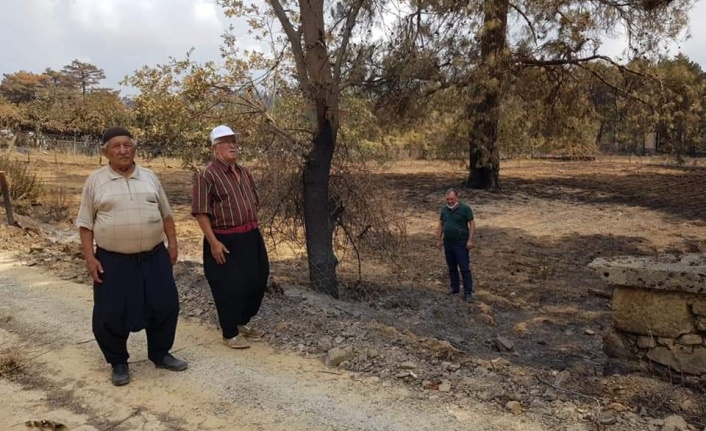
[509,2,538,44]
[267,0,310,90]
[333,0,366,84]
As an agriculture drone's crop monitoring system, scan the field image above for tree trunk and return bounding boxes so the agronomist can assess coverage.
[465,0,508,192]
[303,117,339,298]
[298,0,340,297]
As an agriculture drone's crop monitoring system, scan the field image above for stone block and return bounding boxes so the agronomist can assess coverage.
[694,301,706,316]
[612,288,694,338]
[646,346,706,375]
[657,337,675,348]
[637,335,656,349]
[677,334,703,346]
[589,253,706,293]
[603,330,636,359]
[697,318,706,332]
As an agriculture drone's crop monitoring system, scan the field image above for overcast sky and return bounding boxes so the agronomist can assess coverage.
[2,0,706,95]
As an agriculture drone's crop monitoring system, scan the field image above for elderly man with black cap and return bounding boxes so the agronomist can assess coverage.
[76,126,188,386]
[192,125,269,350]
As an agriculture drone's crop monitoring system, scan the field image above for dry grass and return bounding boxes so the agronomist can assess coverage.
[0,346,27,381]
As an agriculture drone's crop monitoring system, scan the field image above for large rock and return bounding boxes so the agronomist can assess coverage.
[612,287,695,338]
[646,346,706,375]
[588,253,706,293]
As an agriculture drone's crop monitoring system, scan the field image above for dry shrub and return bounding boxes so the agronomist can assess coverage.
[0,346,26,380]
[39,185,72,222]
[0,154,43,203]
[255,135,407,283]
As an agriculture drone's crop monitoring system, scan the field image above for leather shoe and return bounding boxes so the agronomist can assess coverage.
[154,353,188,371]
[464,294,475,303]
[111,363,130,386]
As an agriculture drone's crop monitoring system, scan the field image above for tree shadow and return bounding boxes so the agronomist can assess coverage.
[503,169,706,222]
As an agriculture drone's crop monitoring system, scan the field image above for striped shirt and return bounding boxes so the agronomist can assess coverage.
[76,164,174,254]
[191,158,259,229]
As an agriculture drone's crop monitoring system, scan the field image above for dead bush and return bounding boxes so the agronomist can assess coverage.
[0,154,43,203]
[39,185,72,222]
[0,346,27,380]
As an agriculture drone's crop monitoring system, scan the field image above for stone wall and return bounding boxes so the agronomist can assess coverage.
[589,253,706,383]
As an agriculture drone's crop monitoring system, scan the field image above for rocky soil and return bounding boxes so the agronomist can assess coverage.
[3,157,706,430]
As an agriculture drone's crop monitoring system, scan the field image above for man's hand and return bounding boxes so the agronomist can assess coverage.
[210,240,230,264]
[167,244,178,266]
[466,240,475,250]
[85,256,104,283]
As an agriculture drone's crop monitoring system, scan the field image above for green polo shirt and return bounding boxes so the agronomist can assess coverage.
[440,202,474,244]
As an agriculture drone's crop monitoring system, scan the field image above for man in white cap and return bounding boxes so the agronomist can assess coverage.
[191,125,269,349]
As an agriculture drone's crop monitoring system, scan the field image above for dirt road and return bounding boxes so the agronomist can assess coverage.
[0,254,550,431]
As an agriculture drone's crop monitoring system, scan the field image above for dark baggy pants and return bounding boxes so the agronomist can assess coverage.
[203,228,269,339]
[444,241,474,295]
[92,243,179,365]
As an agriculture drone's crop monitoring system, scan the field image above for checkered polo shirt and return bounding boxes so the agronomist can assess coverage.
[76,164,174,254]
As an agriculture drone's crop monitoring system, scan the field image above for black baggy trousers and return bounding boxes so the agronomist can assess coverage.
[92,243,179,365]
[203,228,269,339]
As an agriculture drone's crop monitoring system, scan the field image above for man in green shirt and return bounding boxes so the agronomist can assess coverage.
[436,189,475,303]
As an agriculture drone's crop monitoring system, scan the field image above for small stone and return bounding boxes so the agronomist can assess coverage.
[657,338,675,348]
[326,345,355,367]
[334,336,345,344]
[494,336,515,351]
[693,301,706,316]
[422,380,435,390]
[598,411,618,425]
[584,329,596,335]
[638,335,657,349]
[554,370,571,386]
[478,314,496,326]
[677,334,702,346]
[662,414,688,431]
[399,361,418,370]
[438,381,452,392]
[608,402,628,412]
[505,401,522,415]
[317,337,333,352]
[29,245,44,253]
[395,371,409,378]
[696,318,706,332]
[542,388,558,401]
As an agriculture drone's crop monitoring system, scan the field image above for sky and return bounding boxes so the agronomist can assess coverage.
[1,0,706,95]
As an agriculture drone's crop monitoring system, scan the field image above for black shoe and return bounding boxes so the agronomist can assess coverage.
[111,363,130,386]
[464,294,475,303]
[154,353,188,371]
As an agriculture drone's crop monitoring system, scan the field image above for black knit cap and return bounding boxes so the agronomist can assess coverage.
[102,126,133,144]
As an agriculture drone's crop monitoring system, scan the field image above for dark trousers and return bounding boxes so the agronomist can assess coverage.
[92,243,179,365]
[203,228,269,339]
[444,242,473,295]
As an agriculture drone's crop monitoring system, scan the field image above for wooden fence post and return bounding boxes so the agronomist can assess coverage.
[0,171,16,226]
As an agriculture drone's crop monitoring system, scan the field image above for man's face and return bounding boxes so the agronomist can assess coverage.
[104,136,136,170]
[213,135,240,163]
[445,192,458,206]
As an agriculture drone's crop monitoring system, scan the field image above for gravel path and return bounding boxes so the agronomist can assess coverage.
[0,254,548,431]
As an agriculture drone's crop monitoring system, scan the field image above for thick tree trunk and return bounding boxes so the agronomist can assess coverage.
[296,0,342,297]
[465,0,508,192]
[303,117,339,298]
